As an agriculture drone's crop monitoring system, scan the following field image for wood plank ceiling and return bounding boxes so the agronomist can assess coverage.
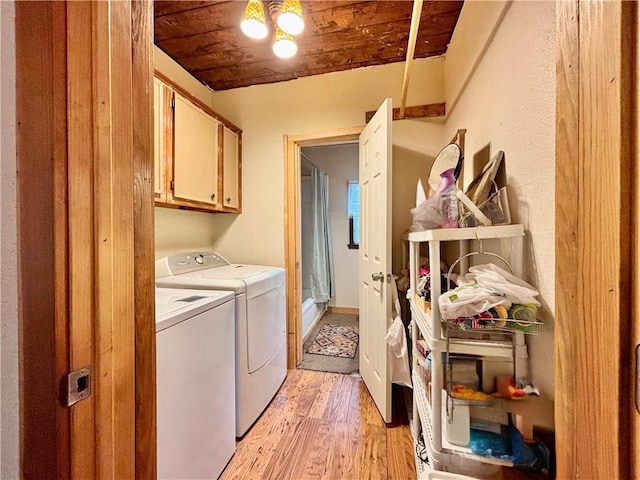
[154,0,464,91]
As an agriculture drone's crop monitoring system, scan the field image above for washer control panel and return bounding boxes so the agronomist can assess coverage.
[164,252,229,275]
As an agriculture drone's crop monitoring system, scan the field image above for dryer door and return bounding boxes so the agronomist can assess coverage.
[246,284,286,373]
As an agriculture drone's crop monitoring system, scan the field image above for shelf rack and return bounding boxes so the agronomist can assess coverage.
[413,371,513,473]
[408,224,531,477]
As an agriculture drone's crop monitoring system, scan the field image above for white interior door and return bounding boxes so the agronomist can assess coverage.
[359,98,392,422]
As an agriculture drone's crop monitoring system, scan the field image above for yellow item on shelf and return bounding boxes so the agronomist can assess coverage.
[450,384,492,401]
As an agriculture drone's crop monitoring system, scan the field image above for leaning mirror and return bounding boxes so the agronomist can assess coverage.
[428,143,463,193]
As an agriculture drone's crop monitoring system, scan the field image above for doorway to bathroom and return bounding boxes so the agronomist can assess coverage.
[298,143,360,375]
[283,127,363,369]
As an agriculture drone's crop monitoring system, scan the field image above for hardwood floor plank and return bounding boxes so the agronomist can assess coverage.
[261,416,321,480]
[295,371,329,418]
[221,369,415,480]
[220,406,301,480]
[387,421,415,480]
[322,374,359,424]
[308,373,339,419]
[325,421,363,479]
[354,378,386,427]
[272,369,326,419]
[297,419,335,480]
[357,423,388,480]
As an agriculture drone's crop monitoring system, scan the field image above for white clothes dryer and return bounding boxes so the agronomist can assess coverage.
[155,287,236,479]
[155,252,287,437]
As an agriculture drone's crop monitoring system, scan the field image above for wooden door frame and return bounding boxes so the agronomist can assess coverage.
[16,1,155,478]
[555,0,636,477]
[14,0,639,476]
[283,126,364,368]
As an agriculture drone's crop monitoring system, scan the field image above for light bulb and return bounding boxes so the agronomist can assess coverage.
[273,28,297,58]
[277,0,304,35]
[241,0,268,40]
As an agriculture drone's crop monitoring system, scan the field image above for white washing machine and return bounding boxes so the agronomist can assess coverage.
[156,252,287,437]
[155,287,236,479]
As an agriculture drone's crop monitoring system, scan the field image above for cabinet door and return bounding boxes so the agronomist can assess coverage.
[172,93,219,207]
[153,77,166,200]
[222,126,240,211]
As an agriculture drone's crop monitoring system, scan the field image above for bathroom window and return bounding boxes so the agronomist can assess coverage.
[347,181,359,249]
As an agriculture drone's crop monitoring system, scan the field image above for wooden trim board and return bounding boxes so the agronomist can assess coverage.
[555,1,635,477]
[131,1,157,478]
[365,103,445,123]
[154,69,241,134]
[16,2,71,477]
[630,1,639,477]
[327,307,359,315]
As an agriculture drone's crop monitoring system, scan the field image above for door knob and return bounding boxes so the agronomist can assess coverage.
[371,272,384,282]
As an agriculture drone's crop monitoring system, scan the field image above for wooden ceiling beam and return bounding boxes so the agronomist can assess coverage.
[399,0,424,120]
[365,103,445,123]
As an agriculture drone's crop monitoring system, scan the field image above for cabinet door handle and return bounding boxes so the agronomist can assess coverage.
[226,197,231,203]
[210,193,216,201]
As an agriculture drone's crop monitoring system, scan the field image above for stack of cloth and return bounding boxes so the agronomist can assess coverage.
[438,263,540,327]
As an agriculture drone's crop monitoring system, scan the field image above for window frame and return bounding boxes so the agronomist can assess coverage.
[347,181,359,249]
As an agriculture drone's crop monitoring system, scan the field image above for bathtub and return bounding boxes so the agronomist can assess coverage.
[302,289,326,340]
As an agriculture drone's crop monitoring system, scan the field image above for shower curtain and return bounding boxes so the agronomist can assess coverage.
[310,165,335,303]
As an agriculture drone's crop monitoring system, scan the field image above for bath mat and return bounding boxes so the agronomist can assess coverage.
[306,323,359,359]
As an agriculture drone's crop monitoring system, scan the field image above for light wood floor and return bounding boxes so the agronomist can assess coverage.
[220,369,415,480]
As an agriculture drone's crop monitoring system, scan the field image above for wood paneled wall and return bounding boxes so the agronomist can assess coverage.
[17,1,155,477]
[16,2,70,477]
[555,1,635,477]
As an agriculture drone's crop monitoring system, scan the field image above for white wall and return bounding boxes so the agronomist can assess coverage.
[0,1,19,477]
[207,57,445,267]
[392,122,445,275]
[303,144,359,309]
[154,47,445,265]
[444,0,555,430]
[155,207,221,260]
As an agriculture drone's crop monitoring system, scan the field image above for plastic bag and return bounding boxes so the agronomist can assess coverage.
[410,193,445,231]
[438,281,512,319]
[385,276,412,388]
[469,263,541,306]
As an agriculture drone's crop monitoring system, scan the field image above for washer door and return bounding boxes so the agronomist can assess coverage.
[246,284,286,373]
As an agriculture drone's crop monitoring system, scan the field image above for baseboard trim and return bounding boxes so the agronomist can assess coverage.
[327,306,359,315]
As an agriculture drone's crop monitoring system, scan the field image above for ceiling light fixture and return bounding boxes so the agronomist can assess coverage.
[240,0,268,40]
[272,27,298,59]
[277,0,304,35]
[241,0,304,58]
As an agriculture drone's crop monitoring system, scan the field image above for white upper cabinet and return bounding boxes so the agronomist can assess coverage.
[153,75,242,213]
[172,92,219,207]
[222,126,240,211]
